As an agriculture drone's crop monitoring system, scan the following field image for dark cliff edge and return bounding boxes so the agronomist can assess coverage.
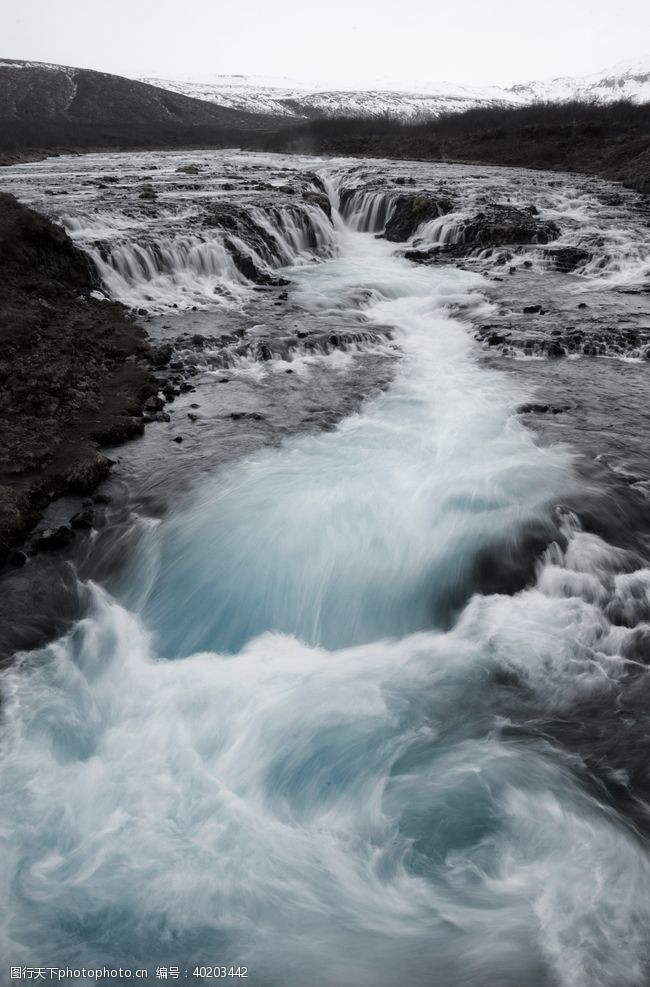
[266,100,650,196]
[0,192,161,566]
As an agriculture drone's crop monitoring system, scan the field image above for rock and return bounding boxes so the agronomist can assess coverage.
[456,205,560,249]
[228,245,288,286]
[151,343,173,366]
[91,416,145,444]
[176,164,201,175]
[173,435,183,443]
[383,193,454,242]
[32,525,75,552]
[138,184,157,201]
[304,172,328,194]
[302,191,332,219]
[8,549,28,567]
[523,305,544,314]
[143,395,164,413]
[255,342,273,361]
[542,246,592,272]
[517,403,570,415]
[65,454,112,494]
[404,202,559,256]
[70,507,94,529]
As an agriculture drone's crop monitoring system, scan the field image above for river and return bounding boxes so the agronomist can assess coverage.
[1,150,650,986]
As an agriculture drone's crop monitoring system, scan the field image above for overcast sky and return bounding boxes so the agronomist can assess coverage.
[2,0,649,88]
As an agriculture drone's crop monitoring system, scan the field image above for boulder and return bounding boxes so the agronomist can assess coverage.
[383,193,454,242]
[454,205,560,248]
[32,525,74,552]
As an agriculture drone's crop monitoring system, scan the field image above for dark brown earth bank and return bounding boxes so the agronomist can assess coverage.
[0,192,164,566]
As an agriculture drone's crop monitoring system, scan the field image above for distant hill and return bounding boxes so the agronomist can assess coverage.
[141,73,524,121]
[0,58,284,156]
[142,56,650,122]
[510,56,650,105]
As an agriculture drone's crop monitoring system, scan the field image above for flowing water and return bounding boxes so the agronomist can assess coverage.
[1,151,650,986]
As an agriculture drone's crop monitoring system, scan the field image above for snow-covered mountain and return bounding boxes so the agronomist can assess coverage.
[140,74,525,120]
[142,56,650,121]
[511,57,650,104]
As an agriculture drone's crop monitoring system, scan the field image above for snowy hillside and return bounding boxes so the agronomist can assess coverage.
[511,56,650,104]
[142,56,650,121]
[140,74,525,120]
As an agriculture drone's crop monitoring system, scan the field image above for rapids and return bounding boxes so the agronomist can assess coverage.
[1,151,650,987]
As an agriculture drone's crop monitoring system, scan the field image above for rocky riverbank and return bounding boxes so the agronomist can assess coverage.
[0,192,168,566]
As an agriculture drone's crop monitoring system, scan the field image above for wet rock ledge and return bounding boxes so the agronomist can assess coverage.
[0,192,160,566]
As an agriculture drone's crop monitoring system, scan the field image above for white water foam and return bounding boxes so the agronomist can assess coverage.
[0,170,649,986]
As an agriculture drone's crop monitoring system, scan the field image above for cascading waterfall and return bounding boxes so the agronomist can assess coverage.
[413,212,473,247]
[76,200,339,311]
[338,188,396,233]
[87,236,249,309]
[1,156,650,987]
[257,203,338,260]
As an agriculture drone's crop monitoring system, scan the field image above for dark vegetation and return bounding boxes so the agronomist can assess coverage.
[267,100,650,194]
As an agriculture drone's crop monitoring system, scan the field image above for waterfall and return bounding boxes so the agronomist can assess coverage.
[69,200,338,312]
[338,188,396,233]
